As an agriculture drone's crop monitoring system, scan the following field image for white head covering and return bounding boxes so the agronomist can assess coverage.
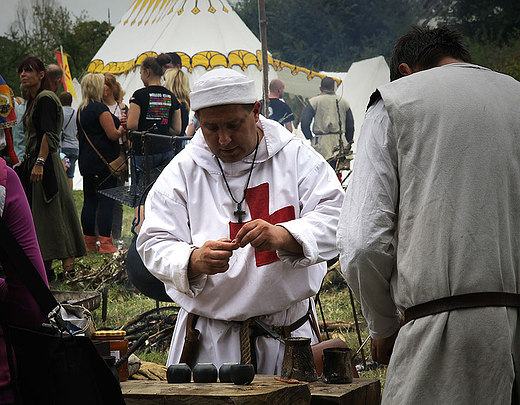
[190,68,257,111]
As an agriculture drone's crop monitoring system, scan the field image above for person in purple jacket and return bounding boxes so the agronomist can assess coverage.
[0,157,48,404]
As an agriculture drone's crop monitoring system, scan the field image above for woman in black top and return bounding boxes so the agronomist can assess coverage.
[127,56,181,188]
[77,73,125,254]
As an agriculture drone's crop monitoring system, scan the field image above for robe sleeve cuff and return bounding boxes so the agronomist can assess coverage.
[369,314,402,340]
[174,245,207,298]
[275,221,318,268]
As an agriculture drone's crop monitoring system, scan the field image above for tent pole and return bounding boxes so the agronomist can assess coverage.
[258,0,269,113]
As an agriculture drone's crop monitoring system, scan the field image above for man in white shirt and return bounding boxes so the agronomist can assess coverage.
[137,68,344,373]
[338,26,520,404]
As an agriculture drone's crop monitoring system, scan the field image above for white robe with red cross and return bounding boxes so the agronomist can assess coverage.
[137,115,344,373]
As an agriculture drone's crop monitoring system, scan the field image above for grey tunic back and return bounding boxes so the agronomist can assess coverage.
[379,63,520,310]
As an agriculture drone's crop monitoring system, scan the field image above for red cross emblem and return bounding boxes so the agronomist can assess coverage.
[229,182,296,267]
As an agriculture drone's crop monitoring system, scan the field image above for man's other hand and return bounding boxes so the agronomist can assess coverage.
[188,238,239,278]
[370,325,401,365]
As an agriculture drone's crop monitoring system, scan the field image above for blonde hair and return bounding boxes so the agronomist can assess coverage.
[104,72,125,102]
[79,73,105,110]
[164,68,190,109]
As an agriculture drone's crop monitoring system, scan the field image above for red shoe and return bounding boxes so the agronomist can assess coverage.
[84,235,98,252]
[99,236,117,254]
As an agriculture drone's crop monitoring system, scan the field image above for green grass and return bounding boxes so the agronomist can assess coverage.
[57,190,387,389]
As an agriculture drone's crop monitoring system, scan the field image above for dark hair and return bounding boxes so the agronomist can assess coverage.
[167,52,182,68]
[141,56,163,78]
[58,91,73,106]
[156,53,172,68]
[17,56,51,116]
[320,77,336,91]
[240,103,255,112]
[17,56,51,94]
[390,26,472,81]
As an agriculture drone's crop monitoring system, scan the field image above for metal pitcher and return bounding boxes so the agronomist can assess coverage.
[322,347,353,384]
[280,337,318,382]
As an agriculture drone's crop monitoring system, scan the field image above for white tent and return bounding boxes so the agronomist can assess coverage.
[87,0,335,103]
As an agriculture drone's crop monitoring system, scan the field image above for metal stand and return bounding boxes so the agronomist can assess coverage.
[97,131,192,207]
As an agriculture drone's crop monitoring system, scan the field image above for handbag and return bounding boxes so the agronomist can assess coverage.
[0,217,126,405]
[78,110,128,178]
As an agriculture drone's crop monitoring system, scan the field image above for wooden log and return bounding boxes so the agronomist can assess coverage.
[121,376,381,405]
[318,321,367,333]
[122,378,311,405]
[309,378,381,405]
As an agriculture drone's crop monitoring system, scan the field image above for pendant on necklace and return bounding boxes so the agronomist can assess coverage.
[234,202,246,224]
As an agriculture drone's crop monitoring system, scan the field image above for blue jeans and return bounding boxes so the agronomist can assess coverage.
[130,150,174,188]
[61,147,79,179]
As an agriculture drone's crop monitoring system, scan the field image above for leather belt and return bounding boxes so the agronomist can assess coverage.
[404,292,520,324]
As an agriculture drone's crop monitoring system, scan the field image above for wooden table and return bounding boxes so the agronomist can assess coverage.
[121,376,380,405]
[309,378,381,404]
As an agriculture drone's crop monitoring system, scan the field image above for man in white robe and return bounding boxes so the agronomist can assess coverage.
[137,68,344,373]
[338,26,520,404]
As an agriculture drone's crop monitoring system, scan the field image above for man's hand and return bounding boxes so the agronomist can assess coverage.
[234,219,302,254]
[188,238,239,278]
[370,324,401,365]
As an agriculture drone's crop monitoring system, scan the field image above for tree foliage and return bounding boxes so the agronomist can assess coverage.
[0,0,111,96]
[442,0,520,80]
[235,0,414,72]
[451,0,520,46]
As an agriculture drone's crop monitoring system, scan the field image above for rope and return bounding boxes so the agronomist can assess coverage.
[239,317,256,364]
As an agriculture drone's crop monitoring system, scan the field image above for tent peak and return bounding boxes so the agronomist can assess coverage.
[123,0,230,27]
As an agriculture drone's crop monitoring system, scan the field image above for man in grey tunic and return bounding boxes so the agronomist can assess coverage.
[338,26,520,404]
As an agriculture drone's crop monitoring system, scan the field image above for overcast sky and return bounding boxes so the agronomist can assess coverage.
[1,0,240,35]
[0,0,132,35]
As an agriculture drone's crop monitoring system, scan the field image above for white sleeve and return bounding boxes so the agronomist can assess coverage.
[136,182,207,298]
[337,99,401,339]
[277,150,345,267]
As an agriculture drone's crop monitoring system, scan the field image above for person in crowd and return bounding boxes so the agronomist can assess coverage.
[0,156,48,404]
[126,56,181,232]
[338,26,520,404]
[58,91,78,190]
[157,53,174,73]
[77,73,125,254]
[46,64,63,94]
[164,68,190,136]
[167,52,182,70]
[12,85,29,163]
[186,114,199,137]
[16,57,85,281]
[127,56,181,185]
[260,79,294,132]
[0,77,18,168]
[301,77,354,163]
[103,73,128,245]
[136,68,344,373]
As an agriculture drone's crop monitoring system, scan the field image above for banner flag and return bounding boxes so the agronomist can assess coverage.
[55,48,78,100]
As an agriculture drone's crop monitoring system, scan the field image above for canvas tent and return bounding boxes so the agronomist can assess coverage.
[87,0,335,103]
